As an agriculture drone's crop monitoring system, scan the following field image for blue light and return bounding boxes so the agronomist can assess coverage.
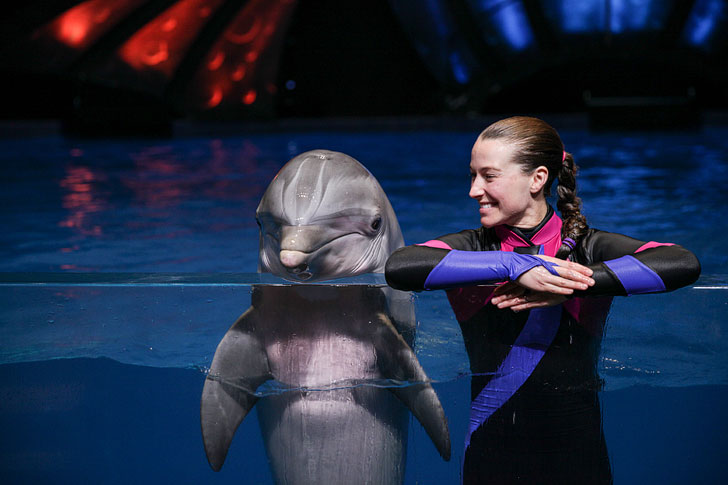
[471,0,534,51]
[545,0,671,34]
[609,0,669,33]
[449,51,471,84]
[550,0,605,33]
[389,0,481,86]
[492,2,535,50]
[682,0,726,48]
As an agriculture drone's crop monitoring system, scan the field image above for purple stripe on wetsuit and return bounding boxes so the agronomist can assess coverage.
[424,250,559,290]
[463,305,562,450]
[603,255,666,295]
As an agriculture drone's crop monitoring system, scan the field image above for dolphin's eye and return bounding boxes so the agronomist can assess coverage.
[371,217,382,231]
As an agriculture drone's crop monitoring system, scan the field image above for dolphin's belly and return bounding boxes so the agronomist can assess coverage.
[266,334,379,387]
[258,386,408,485]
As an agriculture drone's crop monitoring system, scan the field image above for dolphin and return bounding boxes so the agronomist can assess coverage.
[200,150,450,484]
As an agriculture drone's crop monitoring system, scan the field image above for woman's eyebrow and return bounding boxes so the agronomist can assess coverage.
[471,165,501,172]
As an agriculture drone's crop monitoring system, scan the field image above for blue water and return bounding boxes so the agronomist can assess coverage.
[1,120,727,483]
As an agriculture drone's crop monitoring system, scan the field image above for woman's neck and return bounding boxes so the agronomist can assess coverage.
[512,201,549,230]
[510,205,553,237]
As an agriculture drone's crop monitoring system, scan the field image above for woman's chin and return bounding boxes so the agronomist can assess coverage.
[480,217,498,228]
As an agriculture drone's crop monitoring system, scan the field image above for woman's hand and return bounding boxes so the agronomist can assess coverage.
[491,256,594,311]
[491,283,568,311]
[516,255,594,293]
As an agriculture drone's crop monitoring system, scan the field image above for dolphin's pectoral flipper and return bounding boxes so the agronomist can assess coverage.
[201,309,272,471]
[371,313,451,461]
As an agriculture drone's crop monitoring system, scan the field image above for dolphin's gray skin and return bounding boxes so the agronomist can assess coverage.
[255,149,404,282]
[201,150,450,484]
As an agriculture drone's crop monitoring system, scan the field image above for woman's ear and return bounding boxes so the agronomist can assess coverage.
[530,166,549,194]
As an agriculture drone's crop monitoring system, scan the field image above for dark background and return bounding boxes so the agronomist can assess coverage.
[1,0,727,132]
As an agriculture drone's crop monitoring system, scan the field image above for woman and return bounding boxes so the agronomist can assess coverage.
[385,117,700,484]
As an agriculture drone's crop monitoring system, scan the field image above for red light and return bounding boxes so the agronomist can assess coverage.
[231,65,246,81]
[208,51,225,70]
[162,18,177,32]
[208,87,223,107]
[50,0,133,49]
[118,0,224,76]
[189,0,299,111]
[94,8,111,23]
[140,41,169,66]
[243,90,256,105]
[40,0,145,55]
[226,17,260,44]
[58,12,91,46]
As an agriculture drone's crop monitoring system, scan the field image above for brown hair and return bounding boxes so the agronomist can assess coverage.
[479,116,588,242]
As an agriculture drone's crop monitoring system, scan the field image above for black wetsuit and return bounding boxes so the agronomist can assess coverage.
[385,208,700,484]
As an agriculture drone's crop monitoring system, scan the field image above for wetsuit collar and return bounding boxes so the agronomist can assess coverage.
[495,206,562,251]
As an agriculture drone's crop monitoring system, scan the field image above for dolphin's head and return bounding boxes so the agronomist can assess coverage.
[256,150,403,282]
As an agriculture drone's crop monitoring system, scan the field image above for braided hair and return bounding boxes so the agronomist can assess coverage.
[479,116,589,243]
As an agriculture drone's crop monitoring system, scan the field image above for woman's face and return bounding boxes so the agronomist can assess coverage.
[469,138,546,228]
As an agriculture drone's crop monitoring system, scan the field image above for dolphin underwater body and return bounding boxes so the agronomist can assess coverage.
[201,150,450,484]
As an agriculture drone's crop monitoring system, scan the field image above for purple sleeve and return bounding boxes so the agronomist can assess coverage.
[575,231,700,297]
[603,255,666,295]
[423,250,559,290]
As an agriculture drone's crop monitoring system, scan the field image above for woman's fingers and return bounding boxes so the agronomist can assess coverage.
[493,255,595,311]
[493,291,567,311]
[553,265,595,286]
[537,255,593,277]
[491,283,525,305]
[516,266,592,293]
[543,272,593,293]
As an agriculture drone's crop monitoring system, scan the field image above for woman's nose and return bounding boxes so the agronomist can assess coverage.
[469,179,484,199]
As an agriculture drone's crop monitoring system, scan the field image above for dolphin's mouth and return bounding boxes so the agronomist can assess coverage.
[286,261,313,280]
[288,269,313,280]
[279,249,316,280]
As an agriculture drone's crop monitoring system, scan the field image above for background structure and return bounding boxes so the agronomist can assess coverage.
[2,0,726,132]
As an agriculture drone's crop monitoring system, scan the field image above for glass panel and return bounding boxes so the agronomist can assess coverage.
[1,272,725,387]
[1,273,724,482]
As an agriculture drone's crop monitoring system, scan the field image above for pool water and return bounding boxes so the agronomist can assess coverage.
[1,120,727,483]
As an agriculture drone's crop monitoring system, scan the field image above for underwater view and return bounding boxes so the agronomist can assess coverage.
[1,120,727,483]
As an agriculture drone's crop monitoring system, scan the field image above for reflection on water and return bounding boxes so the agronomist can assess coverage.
[121,140,267,209]
[2,127,727,273]
[59,164,108,238]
